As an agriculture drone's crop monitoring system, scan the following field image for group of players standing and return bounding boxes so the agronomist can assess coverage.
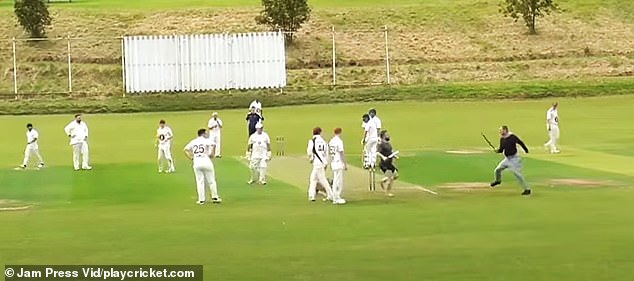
[16,101,560,201]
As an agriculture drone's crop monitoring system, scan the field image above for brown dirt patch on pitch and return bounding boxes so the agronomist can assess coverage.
[0,199,32,211]
[437,182,491,191]
[548,179,618,188]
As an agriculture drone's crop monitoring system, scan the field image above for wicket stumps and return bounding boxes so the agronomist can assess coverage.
[369,166,376,191]
[276,136,286,156]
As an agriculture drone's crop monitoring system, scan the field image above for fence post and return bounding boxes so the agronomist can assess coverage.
[384,25,391,85]
[331,26,336,86]
[67,35,73,96]
[12,38,18,99]
[121,37,126,97]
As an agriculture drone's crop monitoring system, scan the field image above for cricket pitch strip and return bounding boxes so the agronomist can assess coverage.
[235,156,439,199]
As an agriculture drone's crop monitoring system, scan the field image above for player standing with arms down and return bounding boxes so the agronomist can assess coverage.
[207,112,223,158]
[329,128,347,204]
[544,102,560,154]
[368,108,382,136]
[19,123,45,169]
[377,130,399,197]
[490,125,532,196]
[156,120,175,173]
[64,114,91,171]
[184,129,221,205]
[247,123,271,185]
[307,127,334,202]
[362,114,379,169]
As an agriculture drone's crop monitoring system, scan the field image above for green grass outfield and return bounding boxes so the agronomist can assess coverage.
[2,96,634,280]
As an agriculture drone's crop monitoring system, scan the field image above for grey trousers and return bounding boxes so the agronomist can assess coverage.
[494,154,530,190]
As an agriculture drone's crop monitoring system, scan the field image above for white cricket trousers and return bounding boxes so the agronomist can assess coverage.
[308,166,333,200]
[158,144,173,161]
[193,162,219,202]
[23,143,44,166]
[332,168,344,200]
[209,132,221,156]
[250,157,267,183]
[72,141,90,169]
[158,144,174,171]
[545,125,560,152]
[364,140,378,167]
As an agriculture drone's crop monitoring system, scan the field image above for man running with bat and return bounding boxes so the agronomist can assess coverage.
[482,126,532,196]
[377,130,399,197]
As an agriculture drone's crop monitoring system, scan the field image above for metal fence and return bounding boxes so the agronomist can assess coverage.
[0,27,398,99]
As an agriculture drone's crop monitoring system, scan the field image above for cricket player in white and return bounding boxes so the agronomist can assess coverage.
[544,102,560,154]
[329,128,347,204]
[64,114,91,171]
[362,114,379,169]
[247,123,271,185]
[20,123,45,169]
[249,99,263,116]
[207,112,223,158]
[184,129,221,205]
[307,127,334,202]
[369,108,382,134]
[156,120,175,173]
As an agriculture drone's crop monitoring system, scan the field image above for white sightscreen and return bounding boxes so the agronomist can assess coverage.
[123,32,286,93]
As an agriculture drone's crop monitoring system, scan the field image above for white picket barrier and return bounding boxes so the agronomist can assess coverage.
[123,32,286,93]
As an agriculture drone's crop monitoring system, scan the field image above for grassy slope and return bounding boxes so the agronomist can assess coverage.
[1,98,634,280]
[0,0,633,99]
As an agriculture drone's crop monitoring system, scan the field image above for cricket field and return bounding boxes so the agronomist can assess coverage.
[1,96,634,280]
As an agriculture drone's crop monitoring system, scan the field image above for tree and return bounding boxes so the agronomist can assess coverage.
[500,0,559,35]
[255,0,311,45]
[14,0,52,38]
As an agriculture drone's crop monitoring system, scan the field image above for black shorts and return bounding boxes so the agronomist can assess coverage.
[380,161,397,173]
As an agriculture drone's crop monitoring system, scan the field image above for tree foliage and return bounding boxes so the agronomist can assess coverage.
[255,0,311,45]
[500,0,559,35]
[15,0,52,38]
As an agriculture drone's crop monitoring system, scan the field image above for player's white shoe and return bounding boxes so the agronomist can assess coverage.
[333,198,347,205]
[248,180,255,185]
[196,201,205,205]
[158,169,164,173]
[211,198,222,204]
[259,181,267,185]
[38,163,44,168]
[82,166,92,170]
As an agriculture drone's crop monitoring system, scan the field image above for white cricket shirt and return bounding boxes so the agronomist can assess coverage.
[364,120,378,142]
[547,108,559,127]
[26,129,39,144]
[64,121,89,145]
[157,126,173,146]
[371,116,382,130]
[184,137,215,166]
[249,100,262,113]
[307,135,329,168]
[249,132,270,159]
[329,135,345,170]
[207,118,223,134]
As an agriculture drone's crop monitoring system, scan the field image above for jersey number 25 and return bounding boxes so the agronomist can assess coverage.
[192,145,205,154]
